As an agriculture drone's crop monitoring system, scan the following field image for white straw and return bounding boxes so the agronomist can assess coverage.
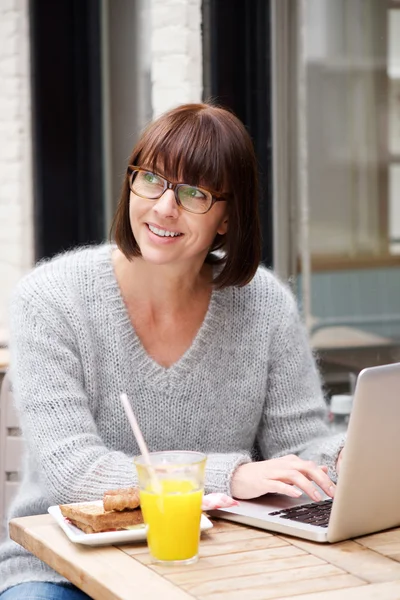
[120,393,161,492]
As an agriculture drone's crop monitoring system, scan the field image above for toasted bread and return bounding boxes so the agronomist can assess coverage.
[68,519,102,534]
[59,502,144,533]
[67,517,144,534]
[103,487,140,512]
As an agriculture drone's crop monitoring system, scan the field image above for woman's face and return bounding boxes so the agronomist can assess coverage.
[128,171,228,269]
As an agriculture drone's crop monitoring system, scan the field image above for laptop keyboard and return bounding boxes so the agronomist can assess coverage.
[268,499,333,528]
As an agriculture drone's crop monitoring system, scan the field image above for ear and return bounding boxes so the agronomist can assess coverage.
[217,215,228,236]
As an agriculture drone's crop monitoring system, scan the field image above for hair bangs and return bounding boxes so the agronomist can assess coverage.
[134,111,230,195]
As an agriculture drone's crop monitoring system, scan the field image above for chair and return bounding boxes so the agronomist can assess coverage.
[0,372,24,539]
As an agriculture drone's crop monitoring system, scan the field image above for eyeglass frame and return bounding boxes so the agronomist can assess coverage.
[127,165,228,215]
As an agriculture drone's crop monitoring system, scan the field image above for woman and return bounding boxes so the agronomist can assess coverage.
[0,103,344,599]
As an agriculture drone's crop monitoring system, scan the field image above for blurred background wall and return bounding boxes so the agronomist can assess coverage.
[0,0,33,343]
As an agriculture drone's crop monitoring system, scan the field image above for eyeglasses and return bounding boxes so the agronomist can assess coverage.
[127,166,227,215]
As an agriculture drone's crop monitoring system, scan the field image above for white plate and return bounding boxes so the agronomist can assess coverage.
[48,501,213,546]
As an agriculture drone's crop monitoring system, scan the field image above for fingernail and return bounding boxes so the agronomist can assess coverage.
[313,490,322,502]
[293,489,302,497]
[329,485,335,497]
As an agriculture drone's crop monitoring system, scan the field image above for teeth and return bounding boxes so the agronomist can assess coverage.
[148,224,181,237]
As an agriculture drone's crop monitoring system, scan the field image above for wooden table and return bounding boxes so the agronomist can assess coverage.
[9,514,400,600]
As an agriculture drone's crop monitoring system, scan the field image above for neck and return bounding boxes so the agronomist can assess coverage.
[113,250,213,313]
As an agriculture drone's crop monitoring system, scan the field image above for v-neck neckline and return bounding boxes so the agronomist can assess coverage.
[96,245,227,384]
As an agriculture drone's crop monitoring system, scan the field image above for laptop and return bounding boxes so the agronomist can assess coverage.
[211,362,400,543]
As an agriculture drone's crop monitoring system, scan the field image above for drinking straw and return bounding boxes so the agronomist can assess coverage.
[120,393,161,492]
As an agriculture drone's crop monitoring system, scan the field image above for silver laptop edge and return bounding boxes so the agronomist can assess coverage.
[211,362,400,543]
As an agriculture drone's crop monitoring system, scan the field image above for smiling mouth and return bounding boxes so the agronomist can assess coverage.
[147,224,183,238]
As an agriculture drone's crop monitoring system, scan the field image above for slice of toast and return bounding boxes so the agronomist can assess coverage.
[68,519,103,534]
[103,487,140,512]
[59,502,144,533]
[67,517,144,534]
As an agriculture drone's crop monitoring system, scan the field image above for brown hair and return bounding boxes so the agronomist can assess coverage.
[111,102,261,288]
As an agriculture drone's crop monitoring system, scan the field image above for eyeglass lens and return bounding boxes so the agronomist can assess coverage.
[131,170,212,213]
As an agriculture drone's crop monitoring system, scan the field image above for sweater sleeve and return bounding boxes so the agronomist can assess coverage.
[256,289,345,481]
[204,453,252,495]
[9,293,138,505]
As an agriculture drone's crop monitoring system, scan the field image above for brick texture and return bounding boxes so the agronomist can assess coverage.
[150,0,203,117]
[0,0,34,343]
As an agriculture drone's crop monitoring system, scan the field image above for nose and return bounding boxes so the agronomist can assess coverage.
[153,189,179,218]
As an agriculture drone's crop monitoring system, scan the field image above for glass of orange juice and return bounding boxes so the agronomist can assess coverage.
[134,451,207,565]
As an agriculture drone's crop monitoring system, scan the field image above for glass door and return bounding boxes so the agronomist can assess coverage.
[271,0,400,395]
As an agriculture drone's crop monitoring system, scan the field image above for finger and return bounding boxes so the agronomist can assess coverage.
[296,462,336,498]
[263,480,303,498]
[279,456,329,475]
[279,470,324,502]
[274,457,334,498]
[302,465,329,478]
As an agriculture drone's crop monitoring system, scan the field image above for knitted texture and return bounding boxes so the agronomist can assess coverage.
[0,244,344,592]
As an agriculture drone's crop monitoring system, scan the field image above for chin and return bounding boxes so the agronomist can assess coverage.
[138,248,177,266]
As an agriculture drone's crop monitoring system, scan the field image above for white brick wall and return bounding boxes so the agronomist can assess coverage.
[150,0,203,117]
[0,0,34,344]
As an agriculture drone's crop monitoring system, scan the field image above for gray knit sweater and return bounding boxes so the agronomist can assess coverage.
[0,244,344,593]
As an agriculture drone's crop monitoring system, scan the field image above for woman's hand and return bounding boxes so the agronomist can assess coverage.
[231,454,336,501]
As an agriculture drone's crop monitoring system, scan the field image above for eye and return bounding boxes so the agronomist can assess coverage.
[181,186,206,199]
[143,171,162,185]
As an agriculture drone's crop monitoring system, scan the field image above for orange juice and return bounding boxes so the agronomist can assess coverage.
[140,479,203,562]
